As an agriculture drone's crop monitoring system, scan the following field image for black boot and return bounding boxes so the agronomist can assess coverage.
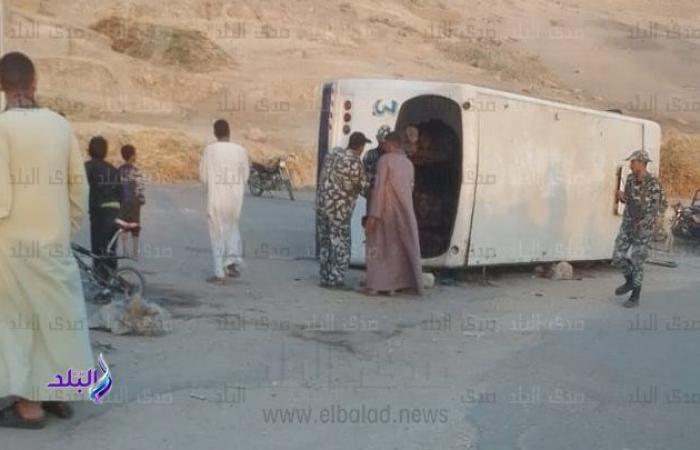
[623,286,641,308]
[615,275,634,296]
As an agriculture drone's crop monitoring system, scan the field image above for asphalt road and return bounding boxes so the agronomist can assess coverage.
[4,185,700,450]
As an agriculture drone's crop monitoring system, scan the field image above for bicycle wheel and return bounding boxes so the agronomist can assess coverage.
[112,266,146,298]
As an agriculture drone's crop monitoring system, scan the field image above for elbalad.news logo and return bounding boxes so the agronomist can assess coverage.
[47,353,113,404]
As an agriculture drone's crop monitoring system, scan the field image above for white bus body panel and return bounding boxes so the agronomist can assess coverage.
[321,78,661,268]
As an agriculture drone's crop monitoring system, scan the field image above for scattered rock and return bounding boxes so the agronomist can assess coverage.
[534,261,574,280]
[549,261,574,280]
[89,294,172,336]
[533,265,547,278]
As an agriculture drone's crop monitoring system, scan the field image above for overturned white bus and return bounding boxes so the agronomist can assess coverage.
[316,78,661,268]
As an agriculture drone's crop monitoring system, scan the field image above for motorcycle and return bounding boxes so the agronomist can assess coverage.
[248,157,295,201]
[668,189,700,245]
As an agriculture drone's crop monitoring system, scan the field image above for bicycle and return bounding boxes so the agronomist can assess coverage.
[72,221,146,302]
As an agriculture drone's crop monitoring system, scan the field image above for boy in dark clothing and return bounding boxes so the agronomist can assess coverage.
[84,136,121,282]
[117,144,145,258]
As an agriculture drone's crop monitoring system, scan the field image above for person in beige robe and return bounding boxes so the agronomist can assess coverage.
[0,52,93,428]
[364,132,423,295]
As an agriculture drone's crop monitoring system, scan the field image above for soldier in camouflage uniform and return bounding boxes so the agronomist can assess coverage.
[363,125,391,215]
[316,132,371,289]
[612,150,667,308]
[362,125,392,187]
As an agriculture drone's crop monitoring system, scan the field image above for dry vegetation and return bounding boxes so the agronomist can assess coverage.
[5,0,700,194]
[90,16,234,73]
[73,124,201,183]
[660,132,700,199]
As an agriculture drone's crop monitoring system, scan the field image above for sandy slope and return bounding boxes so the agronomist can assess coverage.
[4,0,700,192]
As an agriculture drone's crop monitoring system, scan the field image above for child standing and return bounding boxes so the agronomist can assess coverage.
[85,136,122,281]
[118,145,145,258]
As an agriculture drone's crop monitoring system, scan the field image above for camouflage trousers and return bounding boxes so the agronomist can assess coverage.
[612,228,651,288]
[317,213,352,287]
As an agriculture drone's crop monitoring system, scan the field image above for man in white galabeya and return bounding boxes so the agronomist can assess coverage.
[0,52,94,428]
[199,119,250,284]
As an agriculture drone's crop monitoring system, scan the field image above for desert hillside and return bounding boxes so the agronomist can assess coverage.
[4,0,700,196]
